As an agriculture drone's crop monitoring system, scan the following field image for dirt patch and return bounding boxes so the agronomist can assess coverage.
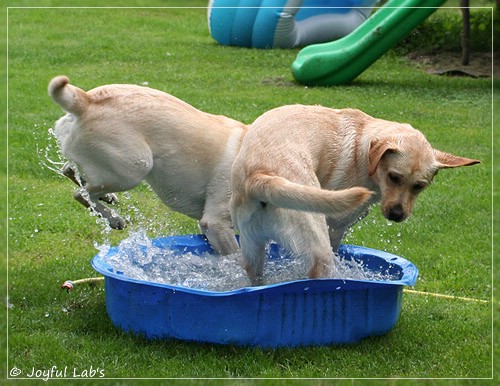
[408,51,493,78]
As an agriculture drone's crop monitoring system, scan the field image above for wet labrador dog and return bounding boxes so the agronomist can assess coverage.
[231,104,480,285]
[49,75,247,255]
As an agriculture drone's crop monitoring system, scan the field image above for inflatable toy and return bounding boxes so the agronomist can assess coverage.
[208,0,378,48]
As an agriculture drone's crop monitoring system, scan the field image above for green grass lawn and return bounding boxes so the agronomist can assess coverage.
[4,1,495,383]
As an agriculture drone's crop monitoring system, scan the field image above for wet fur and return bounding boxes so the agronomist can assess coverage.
[231,104,480,285]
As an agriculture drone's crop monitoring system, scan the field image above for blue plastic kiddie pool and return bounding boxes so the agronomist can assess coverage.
[92,234,418,347]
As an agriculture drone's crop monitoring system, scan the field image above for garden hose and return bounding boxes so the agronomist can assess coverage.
[61,277,104,292]
[60,276,488,304]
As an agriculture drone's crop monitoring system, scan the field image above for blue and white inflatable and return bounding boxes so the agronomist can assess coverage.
[208,0,378,48]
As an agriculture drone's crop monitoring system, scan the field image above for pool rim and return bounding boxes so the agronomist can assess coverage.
[91,234,418,297]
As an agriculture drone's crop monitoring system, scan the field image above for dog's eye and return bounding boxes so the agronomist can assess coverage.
[388,173,402,185]
[412,183,426,192]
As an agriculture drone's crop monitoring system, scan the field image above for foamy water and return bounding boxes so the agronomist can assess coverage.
[97,230,400,292]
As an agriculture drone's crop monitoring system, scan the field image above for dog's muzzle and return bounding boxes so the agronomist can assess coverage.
[387,205,406,222]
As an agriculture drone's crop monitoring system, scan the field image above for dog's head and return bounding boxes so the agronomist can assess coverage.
[368,127,480,222]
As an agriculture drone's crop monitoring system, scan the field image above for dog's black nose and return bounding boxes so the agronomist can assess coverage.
[388,205,405,222]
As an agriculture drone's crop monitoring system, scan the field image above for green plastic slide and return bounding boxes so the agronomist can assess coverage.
[291,0,447,86]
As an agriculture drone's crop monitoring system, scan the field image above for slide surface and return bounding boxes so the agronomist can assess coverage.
[291,0,447,86]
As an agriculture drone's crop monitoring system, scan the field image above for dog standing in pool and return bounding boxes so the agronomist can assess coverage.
[230,104,480,285]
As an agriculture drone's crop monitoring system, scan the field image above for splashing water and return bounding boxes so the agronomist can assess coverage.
[36,126,66,176]
[97,230,400,292]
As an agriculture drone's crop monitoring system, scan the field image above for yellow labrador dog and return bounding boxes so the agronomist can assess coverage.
[231,104,480,285]
[48,75,247,255]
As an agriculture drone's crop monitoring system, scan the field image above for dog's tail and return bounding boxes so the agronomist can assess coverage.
[48,75,90,115]
[247,172,373,216]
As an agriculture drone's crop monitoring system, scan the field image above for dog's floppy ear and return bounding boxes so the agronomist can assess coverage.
[368,138,400,176]
[434,149,481,169]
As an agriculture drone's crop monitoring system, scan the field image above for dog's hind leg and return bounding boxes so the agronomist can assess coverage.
[73,187,126,229]
[61,162,119,204]
[61,162,81,185]
[299,224,333,279]
[274,211,334,279]
[238,232,267,286]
